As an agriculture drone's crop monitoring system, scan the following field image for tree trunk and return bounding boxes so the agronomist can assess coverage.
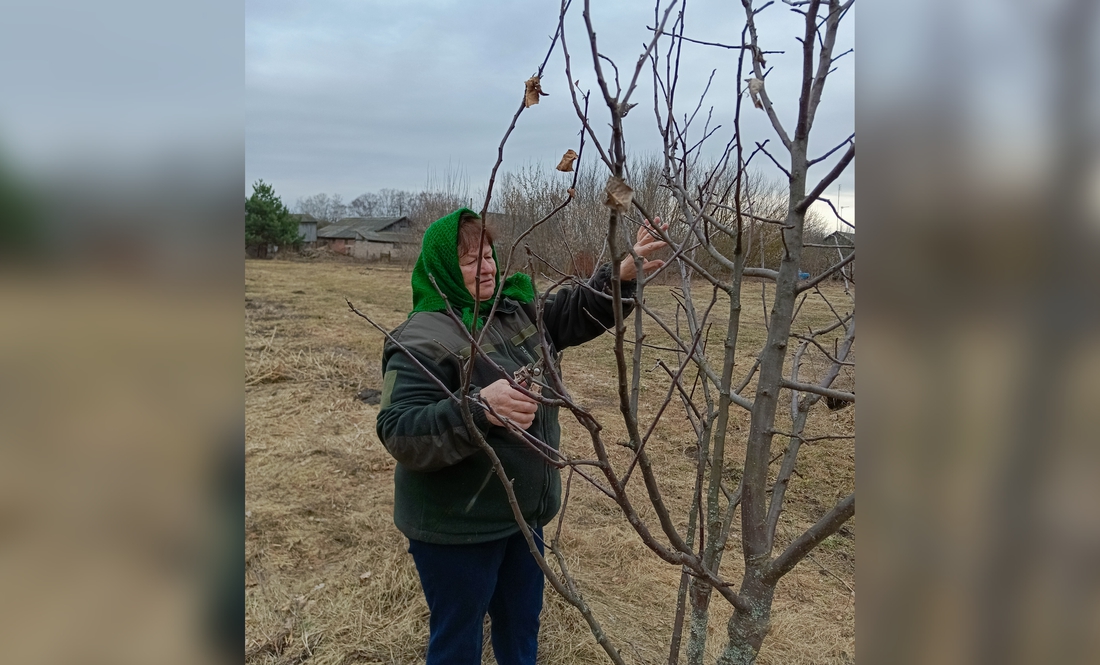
[716,568,776,665]
[685,579,712,665]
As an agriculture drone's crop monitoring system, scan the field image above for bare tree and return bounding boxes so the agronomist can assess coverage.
[294,192,348,224]
[348,179,477,232]
[351,1,854,663]
[345,189,413,218]
[488,156,830,282]
[348,191,380,217]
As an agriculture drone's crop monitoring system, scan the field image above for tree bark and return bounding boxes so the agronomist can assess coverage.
[716,568,776,665]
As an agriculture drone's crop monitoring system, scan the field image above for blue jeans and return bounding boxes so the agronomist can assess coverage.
[408,528,545,665]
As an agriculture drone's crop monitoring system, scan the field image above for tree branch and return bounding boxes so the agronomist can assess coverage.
[807,132,854,166]
[812,195,855,229]
[795,249,854,292]
[779,378,854,403]
[647,27,784,54]
[795,141,854,213]
[765,492,854,583]
[620,1,681,110]
[740,0,793,150]
[744,267,778,280]
[480,0,571,217]
[755,141,792,179]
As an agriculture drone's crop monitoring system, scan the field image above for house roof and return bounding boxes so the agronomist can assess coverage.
[823,230,855,246]
[360,230,420,244]
[339,216,409,232]
[317,217,416,243]
[316,223,359,239]
[290,213,319,224]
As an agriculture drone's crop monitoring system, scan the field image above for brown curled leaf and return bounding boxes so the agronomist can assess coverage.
[556,149,578,172]
[746,78,764,110]
[524,76,549,107]
[603,175,634,213]
[567,188,576,197]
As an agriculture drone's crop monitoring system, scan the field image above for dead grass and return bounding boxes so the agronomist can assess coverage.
[245,258,855,665]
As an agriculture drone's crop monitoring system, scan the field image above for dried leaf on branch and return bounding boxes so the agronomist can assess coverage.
[751,44,767,68]
[603,175,634,212]
[746,77,765,109]
[556,149,578,172]
[524,76,549,107]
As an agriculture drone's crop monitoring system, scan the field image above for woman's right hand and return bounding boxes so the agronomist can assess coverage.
[479,379,538,430]
[620,217,669,281]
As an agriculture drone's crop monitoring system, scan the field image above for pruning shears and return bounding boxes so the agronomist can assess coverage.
[513,359,546,395]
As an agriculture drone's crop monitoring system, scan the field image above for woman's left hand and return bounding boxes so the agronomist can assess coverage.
[620,217,669,281]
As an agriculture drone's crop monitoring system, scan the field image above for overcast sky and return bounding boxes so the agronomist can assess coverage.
[246,0,854,227]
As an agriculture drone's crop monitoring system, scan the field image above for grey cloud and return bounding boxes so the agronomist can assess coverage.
[246,0,854,211]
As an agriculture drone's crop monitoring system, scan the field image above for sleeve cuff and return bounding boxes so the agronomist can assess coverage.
[591,262,637,300]
[467,388,494,432]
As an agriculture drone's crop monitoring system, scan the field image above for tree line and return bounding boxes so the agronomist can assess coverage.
[291,152,841,277]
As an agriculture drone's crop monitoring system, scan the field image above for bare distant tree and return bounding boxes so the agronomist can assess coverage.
[348,192,380,217]
[347,190,412,218]
[348,187,475,232]
[294,192,348,224]
[489,159,832,280]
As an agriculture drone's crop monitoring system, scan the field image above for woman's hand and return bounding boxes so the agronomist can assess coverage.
[620,217,669,281]
[479,379,538,430]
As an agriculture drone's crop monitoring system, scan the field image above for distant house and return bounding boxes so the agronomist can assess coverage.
[291,213,319,245]
[316,216,418,260]
[821,230,854,281]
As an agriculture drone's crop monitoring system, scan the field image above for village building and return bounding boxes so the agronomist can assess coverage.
[290,213,319,245]
[316,216,418,260]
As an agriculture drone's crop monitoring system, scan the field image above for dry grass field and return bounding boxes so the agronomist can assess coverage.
[245,256,855,665]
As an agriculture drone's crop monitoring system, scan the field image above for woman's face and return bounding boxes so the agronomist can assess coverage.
[459,241,497,301]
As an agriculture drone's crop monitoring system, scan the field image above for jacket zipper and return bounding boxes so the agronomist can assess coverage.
[494,318,554,522]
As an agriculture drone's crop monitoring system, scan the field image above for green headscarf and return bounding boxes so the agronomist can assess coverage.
[409,208,535,330]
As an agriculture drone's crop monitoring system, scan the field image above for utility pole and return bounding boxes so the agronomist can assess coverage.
[837,183,847,231]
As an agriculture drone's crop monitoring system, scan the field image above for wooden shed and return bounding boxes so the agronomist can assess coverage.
[291,213,319,245]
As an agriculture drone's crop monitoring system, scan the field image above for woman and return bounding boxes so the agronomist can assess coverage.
[375,207,665,665]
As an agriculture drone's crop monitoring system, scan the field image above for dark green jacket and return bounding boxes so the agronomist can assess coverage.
[376,265,634,544]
